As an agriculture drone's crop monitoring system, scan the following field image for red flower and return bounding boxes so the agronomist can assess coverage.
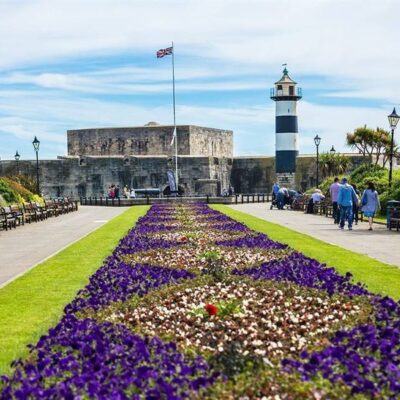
[204,303,218,316]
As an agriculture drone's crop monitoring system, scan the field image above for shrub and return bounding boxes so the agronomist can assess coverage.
[0,177,37,205]
[0,179,19,203]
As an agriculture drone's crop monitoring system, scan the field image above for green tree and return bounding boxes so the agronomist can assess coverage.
[318,152,351,178]
[346,126,395,167]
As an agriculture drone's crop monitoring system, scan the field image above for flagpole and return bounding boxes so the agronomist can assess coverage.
[171,41,178,189]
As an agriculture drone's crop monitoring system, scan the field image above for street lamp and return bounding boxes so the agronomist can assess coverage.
[388,108,400,189]
[314,134,321,188]
[330,145,336,155]
[32,136,40,194]
[14,150,20,175]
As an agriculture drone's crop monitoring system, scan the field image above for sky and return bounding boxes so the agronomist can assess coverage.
[0,0,399,160]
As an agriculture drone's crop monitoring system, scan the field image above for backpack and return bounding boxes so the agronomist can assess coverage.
[361,191,368,206]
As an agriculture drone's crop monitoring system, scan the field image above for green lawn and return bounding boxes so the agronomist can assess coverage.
[212,205,400,300]
[0,205,149,375]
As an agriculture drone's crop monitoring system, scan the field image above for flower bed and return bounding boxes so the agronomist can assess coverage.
[1,203,400,399]
[103,277,371,360]
[123,245,289,273]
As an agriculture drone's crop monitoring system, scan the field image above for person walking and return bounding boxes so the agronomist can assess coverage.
[361,182,380,231]
[272,182,280,202]
[351,183,361,225]
[337,177,358,230]
[329,177,341,224]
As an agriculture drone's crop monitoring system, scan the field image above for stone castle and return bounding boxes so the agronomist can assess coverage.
[0,120,366,198]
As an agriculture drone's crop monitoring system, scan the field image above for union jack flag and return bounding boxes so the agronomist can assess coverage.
[157,46,173,58]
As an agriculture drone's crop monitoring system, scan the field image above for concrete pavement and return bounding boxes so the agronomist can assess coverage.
[230,203,400,267]
[0,206,128,287]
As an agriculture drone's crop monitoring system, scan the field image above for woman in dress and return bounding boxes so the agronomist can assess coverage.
[361,181,380,231]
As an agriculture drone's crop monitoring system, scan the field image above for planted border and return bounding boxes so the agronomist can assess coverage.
[1,203,399,399]
[0,206,149,375]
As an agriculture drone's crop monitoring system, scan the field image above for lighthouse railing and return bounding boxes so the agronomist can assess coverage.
[270,87,302,99]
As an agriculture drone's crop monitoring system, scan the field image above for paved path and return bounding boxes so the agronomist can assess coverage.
[229,203,400,267]
[0,206,128,287]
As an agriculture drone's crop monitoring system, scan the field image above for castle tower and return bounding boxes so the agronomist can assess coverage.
[270,67,302,188]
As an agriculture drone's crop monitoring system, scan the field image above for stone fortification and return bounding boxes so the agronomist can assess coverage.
[67,125,233,158]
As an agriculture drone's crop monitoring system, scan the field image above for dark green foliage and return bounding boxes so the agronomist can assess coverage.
[0,179,18,203]
[199,250,228,281]
[0,177,36,205]
[208,341,263,377]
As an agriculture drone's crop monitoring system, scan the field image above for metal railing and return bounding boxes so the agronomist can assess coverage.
[270,87,302,99]
[80,194,272,207]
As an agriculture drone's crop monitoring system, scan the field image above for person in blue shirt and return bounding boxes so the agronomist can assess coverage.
[276,187,289,210]
[272,182,280,202]
[337,177,359,230]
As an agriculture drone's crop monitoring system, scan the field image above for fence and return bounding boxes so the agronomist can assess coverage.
[79,194,272,207]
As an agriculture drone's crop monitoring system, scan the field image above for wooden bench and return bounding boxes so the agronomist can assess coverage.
[44,199,60,217]
[10,204,25,226]
[0,207,17,230]
[23,203,39,223]
[32,202,49,220]
[292,195,307,211]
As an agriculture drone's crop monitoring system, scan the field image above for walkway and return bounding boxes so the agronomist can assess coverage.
[229,203,400,267]
[0,206,128,287]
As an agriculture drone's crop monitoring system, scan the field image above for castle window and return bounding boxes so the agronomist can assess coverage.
[124,157,130,166]
[277,85,282,90]
[79,158,86,166]
[289,85,294,95]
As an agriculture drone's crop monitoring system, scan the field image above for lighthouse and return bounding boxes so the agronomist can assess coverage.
[270,67,302,188]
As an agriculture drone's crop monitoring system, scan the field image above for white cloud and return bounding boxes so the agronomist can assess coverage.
[0,0,398,159]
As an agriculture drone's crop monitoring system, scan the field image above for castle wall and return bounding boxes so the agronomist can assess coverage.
[0,155,232,198]
[67,125,233,158]
[189,126,233,158]
[231,154,369,194]
[67,126,191,157]
[231,157,275,194]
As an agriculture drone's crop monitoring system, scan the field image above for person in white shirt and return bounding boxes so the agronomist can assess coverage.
[311,189,325,203]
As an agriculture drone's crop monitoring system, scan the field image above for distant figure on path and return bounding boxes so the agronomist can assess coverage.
[276,187,288,210]
[123,185,130,198]
[337,177,358,230]
[351,183,361,225]
[361,181,380,231]
[329,177,341,224]
[307,189,325,214]
[108,185,116,199]
[312,188,325,204]
[272,182,280,202]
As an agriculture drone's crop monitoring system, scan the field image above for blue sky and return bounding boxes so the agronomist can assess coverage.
[0,0,399,160]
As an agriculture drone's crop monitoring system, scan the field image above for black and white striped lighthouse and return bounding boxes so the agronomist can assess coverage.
[270,67,302,188]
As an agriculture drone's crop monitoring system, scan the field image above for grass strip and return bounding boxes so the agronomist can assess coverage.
[0,206,149,375]
[212,205,400,300]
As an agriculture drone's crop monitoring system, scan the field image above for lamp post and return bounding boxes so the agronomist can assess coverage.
[32,136,40,194]
[314,134,321,188]
[388,108,400,189]
[330,145,336,155]
[14,150,20,175]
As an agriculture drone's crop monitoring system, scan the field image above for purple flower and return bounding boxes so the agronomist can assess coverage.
[1,316,218,399]
[217,233,287,250]
[65,263,194,314]
[234,252,368,297]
